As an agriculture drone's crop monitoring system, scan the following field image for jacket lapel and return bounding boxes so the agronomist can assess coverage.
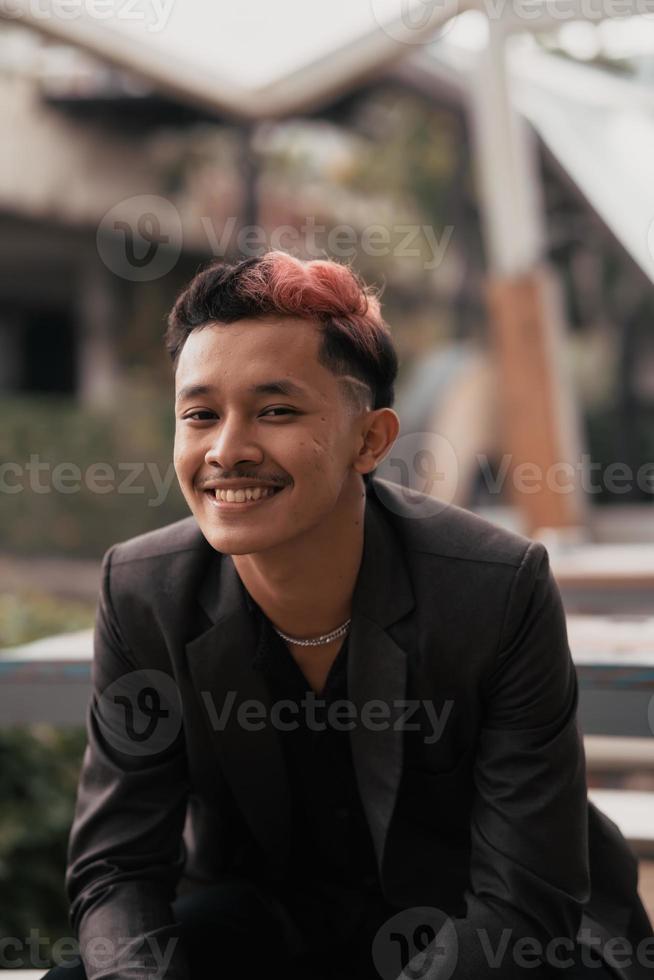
[185,552,292,876]
[185,486,415,878]
[347,495,415,873]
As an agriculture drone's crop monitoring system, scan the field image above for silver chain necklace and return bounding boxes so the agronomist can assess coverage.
[272,618,351,647]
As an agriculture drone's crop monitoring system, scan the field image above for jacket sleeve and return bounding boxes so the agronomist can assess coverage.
[65,545,191,980]
[419,540,590,979]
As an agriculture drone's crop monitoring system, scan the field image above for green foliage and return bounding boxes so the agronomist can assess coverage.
[0,726,87,964]
[0,388,188,559]
[0,593,95,649]
[346,89,461,225]
[0,594,92,964]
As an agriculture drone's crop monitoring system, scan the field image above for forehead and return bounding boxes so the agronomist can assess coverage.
[174,316,331,392]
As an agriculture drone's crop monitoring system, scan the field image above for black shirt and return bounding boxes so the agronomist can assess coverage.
[246,597,388,947]
[250,604,379,887]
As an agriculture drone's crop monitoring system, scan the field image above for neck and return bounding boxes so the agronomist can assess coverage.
[232,477,367,640]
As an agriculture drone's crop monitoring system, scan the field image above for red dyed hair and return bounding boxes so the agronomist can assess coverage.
[165,251,398,415]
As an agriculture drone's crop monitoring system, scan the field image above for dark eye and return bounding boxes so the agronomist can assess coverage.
[260,407,297,417]
[185,411,215,421]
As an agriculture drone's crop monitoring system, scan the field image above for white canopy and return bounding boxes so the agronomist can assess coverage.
[2,0,654,282]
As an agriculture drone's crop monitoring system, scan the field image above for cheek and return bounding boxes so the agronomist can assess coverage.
[173,431,200,479]
[281,434,329,495]
[308,406,350,449]
[309,437,331,469]
[308,417,352,467]
[300,433,349,491]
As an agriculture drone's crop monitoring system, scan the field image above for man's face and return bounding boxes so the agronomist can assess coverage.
[173,315,371,555]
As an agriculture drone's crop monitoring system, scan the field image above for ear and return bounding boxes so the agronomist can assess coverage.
[352,408,400,477]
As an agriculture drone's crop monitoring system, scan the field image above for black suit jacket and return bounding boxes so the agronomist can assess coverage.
[66,478,653,979]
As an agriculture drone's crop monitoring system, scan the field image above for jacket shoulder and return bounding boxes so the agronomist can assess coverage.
[99,517,213,651]
[370,477,535,569]
[107,515,206,567]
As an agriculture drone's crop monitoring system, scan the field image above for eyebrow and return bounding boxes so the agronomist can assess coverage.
[175,379,310,404]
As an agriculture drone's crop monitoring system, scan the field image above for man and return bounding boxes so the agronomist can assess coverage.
[53,252,652,980]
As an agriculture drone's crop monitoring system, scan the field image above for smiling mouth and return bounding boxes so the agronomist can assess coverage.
[202,486,285,508]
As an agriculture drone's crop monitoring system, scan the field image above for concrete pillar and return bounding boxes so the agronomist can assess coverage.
[468,21,587,534]
[485,265,587,531]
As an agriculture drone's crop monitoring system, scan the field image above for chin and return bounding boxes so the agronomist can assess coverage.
[197,523,293,556]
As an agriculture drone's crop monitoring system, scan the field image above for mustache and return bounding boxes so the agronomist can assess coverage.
[195,475,288,489]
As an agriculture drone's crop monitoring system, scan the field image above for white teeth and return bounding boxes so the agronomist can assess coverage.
[212,486,278,503]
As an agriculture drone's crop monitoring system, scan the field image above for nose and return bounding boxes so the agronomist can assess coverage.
[204,414,264,471]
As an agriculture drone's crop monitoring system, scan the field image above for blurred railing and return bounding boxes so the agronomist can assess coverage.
[0,629,92,726]
[4,614,654,737]
[2,610,654,852]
